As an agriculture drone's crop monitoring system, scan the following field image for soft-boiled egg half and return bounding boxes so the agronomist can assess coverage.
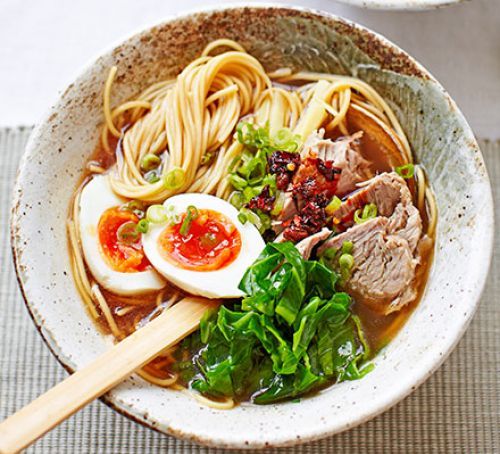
[78,175,166,295]
[142,193,266,298]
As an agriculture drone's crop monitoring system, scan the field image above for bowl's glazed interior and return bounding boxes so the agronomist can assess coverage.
[11,6,493,449]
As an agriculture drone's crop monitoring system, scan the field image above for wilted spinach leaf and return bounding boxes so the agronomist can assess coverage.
[176,241,372,404]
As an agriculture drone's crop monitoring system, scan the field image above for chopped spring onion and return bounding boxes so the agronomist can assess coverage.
[270,191,286,216]
[354,203,377,224]
[164,167,185,190]
[201,151,215,165]
[236,121,301,154]
[339,253,355,282]
[236,122,271,150]
[166,204,181,225]
[136,219,149,233]
[339,253,354,272]
[140,153,161,171]
[229,174,248,191]
[121,200,146,218]
[229,191,244,209]
[237,211,248,224]
[341,241,353,255]
[145,171,161,184]
[146,204,168,224]
[273,128,301,153]
[237,207,265,232]
[116,221,141,244]
[395,163,415,179]
[179,205,199,236]
[325,196,342,215]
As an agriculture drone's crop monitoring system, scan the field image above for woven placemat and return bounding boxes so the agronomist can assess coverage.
[0,127,498,453]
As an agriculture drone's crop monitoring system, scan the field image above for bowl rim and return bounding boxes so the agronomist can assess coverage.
[332,0,465,11]
[10,3,494,449]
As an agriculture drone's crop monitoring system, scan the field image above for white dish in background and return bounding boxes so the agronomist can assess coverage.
[334,0,465,10]
[11,5,493,449]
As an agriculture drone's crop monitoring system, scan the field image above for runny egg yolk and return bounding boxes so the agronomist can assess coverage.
[98,207,151,273]
[158,209,241,271]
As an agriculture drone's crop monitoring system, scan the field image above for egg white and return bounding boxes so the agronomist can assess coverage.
[142,193,265,299]
[78,175,166,295]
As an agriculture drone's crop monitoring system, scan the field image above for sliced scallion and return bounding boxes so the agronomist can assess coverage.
[339,253,354,271]
[229,174,248,190]
[116,221,140,244]
[238,208,263,231]
[200,232,218,249]
[238,212,247,224]
[145,171,161,184]
[164,167,185,190]
[341,241,353,255]
[354,203,377,224]
[179,205,199,236]
[140,153,161,171]
[325,196,342,215]
[229,191,244,209]
[136,219,149,233]
[146,204,168,224]
[121,200,145,215]
[395,163,415,179]
[201,151,215,165]
[339,252,355,283]
[271,191,286,216]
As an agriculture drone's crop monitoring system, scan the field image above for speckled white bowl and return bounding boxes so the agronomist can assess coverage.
[333,0,465,10]
[11,5,493,449]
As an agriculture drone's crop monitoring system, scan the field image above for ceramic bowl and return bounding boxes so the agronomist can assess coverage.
[333,0,465,10]
[11,5,493,449]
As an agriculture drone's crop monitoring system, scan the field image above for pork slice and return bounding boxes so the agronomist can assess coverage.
[387,200,422,252]
[294,228,332,260]
[318,218,417,314]
[301,130,372,196]
[332,172,422,253]
[332,172,403,221]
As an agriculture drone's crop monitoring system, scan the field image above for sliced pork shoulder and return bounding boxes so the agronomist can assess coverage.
[318,172,423,313]
[331,172,422,253]
[294,227,332,260]
[318,218,418,313]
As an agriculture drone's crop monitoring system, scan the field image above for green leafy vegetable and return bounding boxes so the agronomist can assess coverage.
[176,241,372,404]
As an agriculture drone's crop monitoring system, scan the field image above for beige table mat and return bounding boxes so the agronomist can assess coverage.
[0,127,498,453]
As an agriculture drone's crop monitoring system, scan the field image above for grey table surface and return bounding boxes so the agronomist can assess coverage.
[0,127,498,452]
[1,0,500,141]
